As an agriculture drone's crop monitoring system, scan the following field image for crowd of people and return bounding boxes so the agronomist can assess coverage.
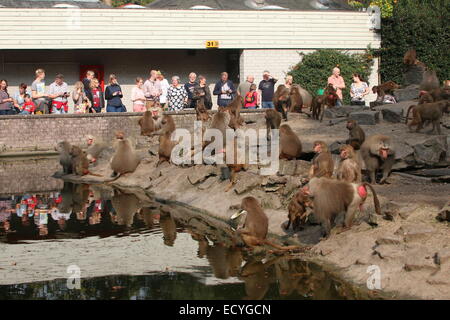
[0,66,376,116]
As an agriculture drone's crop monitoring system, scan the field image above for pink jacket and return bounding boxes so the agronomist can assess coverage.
[327,75,345,100]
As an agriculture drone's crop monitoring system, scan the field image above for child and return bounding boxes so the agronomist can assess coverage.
[244,84,259,109]
[20,94,36,114]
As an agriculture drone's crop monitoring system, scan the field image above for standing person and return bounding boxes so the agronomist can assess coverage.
[184,72,197,109]
[284,75,293,89]
[13,83,28,113]
[86,78,104,113]
[167,76,188,112]
[31,68,49,114]
[131,77,146,112]
[238,75,255,96]
[157,71,170,109]
[258,70,278,109]
[105,74,125,112]
[82,70,95,95]
[0,79,14,115]
[143,70,162,110]
[350,73,369,106]
[243,84,259,109]
[327,67,346,107]
[213,72,236,108]
[192,75,212,109]
[72,81,91,114]
[48,74,70,114]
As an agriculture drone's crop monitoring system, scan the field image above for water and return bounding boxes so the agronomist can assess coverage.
[0,157,359,300]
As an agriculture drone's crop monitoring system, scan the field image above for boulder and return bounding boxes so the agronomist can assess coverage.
[403,64,425,86]
[375,235,403,245]
[373,245,404,260]
[436,201,450,222]
[381,108,403,123]
[294,160,311,176]
[323,107,347,119]
[327,118,347,126]
[395,223,435,242]
[348,111,380,125]
[393,85,420,102]
[187,165,216,185]
[278,159,297,176]
[407,136,448,166]
[404,248,438,272]
[234,174,262,194]
[329,141,345,154]
[435,249,450,266]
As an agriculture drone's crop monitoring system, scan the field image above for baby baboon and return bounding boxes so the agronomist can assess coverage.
[286,187,313,231]
[336,145,362,183]
[230,196,299,251]
[345,119,366,150]
[265,109,281,141]
[279,124,302,160]
[151,115,177,165]
[420,70,440,92]
[110,131,141,176]
[289,85,304,113]
[55,141,73,174]
[309,141,334,178]
[273,84,290,120]
[138,110,158,136]
[305,177,381,236]
[405,101,449,134]
[360,134,396,184]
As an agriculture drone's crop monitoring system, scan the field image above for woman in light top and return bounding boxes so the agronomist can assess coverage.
[157,71,170,109]
[131,77,146,112]
[350,73,369,106]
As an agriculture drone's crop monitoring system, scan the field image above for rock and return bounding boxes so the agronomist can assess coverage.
[427,272,450,286]
[393,85,420,102]
[329,141,345,154]
[408,136,447,166]
[373,245,404,260]
[348,111,380,125]
[327,118,347,126]
[278,159,297,176]
[375,235,403,245]
[323,107,347,119]
[149,169,162,181]
[381,108,403,123]
[434,248,450,265]
[436,201,450,222]
[148,145,159,156]
[234,174,261,194]
[404,248,438,272]
[265,176,288,185]
[282,176,302,196]
[294,160,310,176]
[403,65,425,86]
[187,166,216,185]
[260,193,282,209]
[395,223,435,242]
[197,176,217,191]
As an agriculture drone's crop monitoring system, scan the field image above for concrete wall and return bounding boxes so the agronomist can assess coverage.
[0,110,265,153]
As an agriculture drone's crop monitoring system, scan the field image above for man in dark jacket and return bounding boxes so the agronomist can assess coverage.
[213,72,236,107]
[192,75,212,109]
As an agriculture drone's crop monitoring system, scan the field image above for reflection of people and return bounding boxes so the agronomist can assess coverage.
[350,74,369,106]
[327,67,345,106]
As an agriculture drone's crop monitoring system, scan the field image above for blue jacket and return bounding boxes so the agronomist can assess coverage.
[105,84,123,107]
[213,80,236,103]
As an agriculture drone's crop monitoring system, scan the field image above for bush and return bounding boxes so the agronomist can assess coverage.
[379,0,450,84]
[287,49,374,104]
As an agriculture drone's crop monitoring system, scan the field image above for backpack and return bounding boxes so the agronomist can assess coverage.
[245,91,255,103]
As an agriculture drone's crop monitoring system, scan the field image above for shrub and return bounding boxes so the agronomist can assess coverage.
[378,0,449,84]
[287,49,374,104]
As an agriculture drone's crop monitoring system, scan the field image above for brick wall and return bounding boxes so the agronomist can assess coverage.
[0,110,265,153]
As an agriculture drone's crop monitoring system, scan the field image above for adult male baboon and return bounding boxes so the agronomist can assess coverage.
[265,109,281,141]
[110,131,141,176]
[405,101,449,134]
[345,119,365,150]
[273,84,290,120]
[289,85,304,113]
[336,145,362,183]
[309,141,334,178]
[279,124,302,160]
[360,134,396,184]
[230,197,299,251]
[55,141,73,174]
[304,177,381,236]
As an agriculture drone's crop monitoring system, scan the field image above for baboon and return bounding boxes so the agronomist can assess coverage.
[289,85,304,113]
[196,101,210,123]
[418,91,435,104]
[304,177,381,236]
[206,244,243,279]
[55,141,73,174]
[230,196,299,251]
[286,187,313,231]
[85,136,108,163]
[138,110,158,136]
[199,109,231,153]
[403,49,417,65]
[224,136,249,192]
[420,70,440,92]
[151,115,177,166]
[336,145,362,183]
[311,84,338,121]
[405,101,449,134]
[223,95,244,130]
[111,190,141,228]
[309,141,334,178]
[419,88,449,104]
[379,80,400,94]
[110,131,141,176]
[296,85,313,110]
[345,119,366,150]
[279,124,302,160]
[360,134,396,184]
[159,207,177,246]
[265,109,281,141]
[70,145,100,176]
[273,84,290,120]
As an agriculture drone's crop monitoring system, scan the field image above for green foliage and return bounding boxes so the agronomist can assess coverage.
[111,0,154,7]
[379,0,450,84]
[347,0,397,17]
[287,49,374,104]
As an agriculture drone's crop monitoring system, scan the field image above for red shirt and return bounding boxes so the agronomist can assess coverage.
[244,91,258,108]
[92,88,101,107]
[23,101,36,113]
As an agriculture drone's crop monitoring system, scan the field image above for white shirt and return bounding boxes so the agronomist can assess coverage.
[159,79,170,104]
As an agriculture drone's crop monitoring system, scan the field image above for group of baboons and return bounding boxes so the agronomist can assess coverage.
[55,48,449,247]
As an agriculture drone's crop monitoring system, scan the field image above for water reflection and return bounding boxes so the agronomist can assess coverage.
[0,182,361,300]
